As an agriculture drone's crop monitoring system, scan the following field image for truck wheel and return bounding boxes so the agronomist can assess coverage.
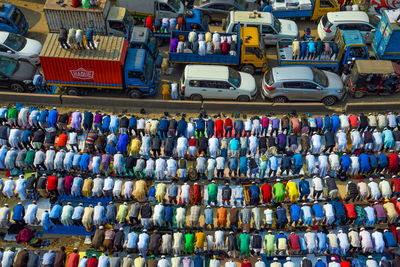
[273,96,288,103]
[353,91,365,98]
[129,89,143,99]
[190,94,203,101]
[67,88,79,96]
[237,95,250,102]
[10,83,25,93]
[322,96,338,106]
[241,65,255,75]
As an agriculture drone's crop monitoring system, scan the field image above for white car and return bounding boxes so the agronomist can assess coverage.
[317,11,379,43]
[0,31,42,65]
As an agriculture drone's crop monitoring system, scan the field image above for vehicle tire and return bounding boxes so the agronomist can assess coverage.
[240,64,255,75]
[237,95,250,102]
[67,87,79,96]
[204,15,211,25]
[322,96,338,106]
[190,94,203,101]
[353,91,365,98]
[128,89,143,99]
[273,96,288,103]
[10,83,25,93]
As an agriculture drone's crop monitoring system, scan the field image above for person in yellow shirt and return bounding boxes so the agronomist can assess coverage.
[82,177,93,197]
[162,84,171,100]
[155,183,167,203]
[195,231,206,253]
[383,199,398,224]
[128,138,141,156]
[285,180,299,202]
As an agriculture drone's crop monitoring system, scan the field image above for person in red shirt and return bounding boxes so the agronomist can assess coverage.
[391,175,400,198]
[87,255,98,267]
[225,116,233,138]
[57,132,68,150]
[348,114,359,129]
[66,248,80,267]
[344,203,356,224]
[388,152,399,174]
[339,258,351,267]
[261,183,272,203]
[188,136,198,158]
[288,232,301,254]
[192,183,202,204]
[46,173,58,197]
[215,117,224,138]
[241,259,251,267]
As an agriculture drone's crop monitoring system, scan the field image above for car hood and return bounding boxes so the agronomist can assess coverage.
[278,19,298,37]
[13,60,37,80]
[19,38,42,57]
[324,70,344,89]
[238,71,256,91]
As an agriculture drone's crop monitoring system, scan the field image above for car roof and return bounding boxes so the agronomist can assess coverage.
[272,66,313,81]
[185,65,229,79]
[327,11,369,23]
[232,11,273,24]
[199,0,235,6]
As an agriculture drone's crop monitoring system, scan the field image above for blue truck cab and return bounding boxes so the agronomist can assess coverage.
[0,3,28,35]
[124,48,158,98]
[129,26,162,67]
[372,8,400,60]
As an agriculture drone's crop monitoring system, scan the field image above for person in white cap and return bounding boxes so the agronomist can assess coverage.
[24,200,38,225]
[372,129,383,152]
[379,177,391,199]
[312,175,323,200]
[306,153,316,176]
[137,229,149,256]
[348,228,361,253]
[155,157,166,180]
[318,153,329,178]
[175,206,186,229]
[328,257,340,267]
[208,135,219,158]
[189,204,201,228]
[180,182,190,205]
[176,135,188,158]
[336,130,347,152]
[283,257,294,267]
[349,154,360,176]
[93,202,105,226]
[61,202,74,226]
[360,227,374,253]
[44,146,56,171]
[173,232,184,255]
[3,177,15,198]
[337,229,349,256]
[311,132,322,154]
[304,228,317,253]
[366,255,378,267]
[327,231,339,255]
[15,174,27,201]
[270,257,281,267]
[214,229,225,251]
[368,178,381,200]
[350,128,362,152]
[0,203,10,227]
[371,229,384,253]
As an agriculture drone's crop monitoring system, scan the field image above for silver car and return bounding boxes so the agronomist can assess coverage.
[261,66,344,106]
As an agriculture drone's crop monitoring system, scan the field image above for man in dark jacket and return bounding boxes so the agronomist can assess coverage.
[27,250,40,267]
[324,130,335,153]
[53,246,66,267]
[13,248,29,267]
[164,135,175,157]
[114,228,125,252]
[151,135,161,157]
[92,226,105,250]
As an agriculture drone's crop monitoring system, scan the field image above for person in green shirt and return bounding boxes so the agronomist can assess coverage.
[273,179,286,203]
[116,202,129,224]
[265,230,275,256]
[184,233,194,254]
[238,230,250,258]
[208,181,218,205]
[24,149,36,169]
[7,106,18,127]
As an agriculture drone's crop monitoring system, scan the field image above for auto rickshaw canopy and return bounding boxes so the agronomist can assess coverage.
[354,60,396,75]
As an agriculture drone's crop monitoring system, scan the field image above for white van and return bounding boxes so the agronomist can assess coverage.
[180,65,257,101]
[224,10,298,45]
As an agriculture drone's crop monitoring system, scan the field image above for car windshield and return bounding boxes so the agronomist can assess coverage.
[10,8,23,26]
[368,14,380,28]
[273,16,281,32]
[236,0,248,10]
[4,33,26,51]
[168,0,180,12]
[0,56,18,76]
[144,53,154,81]
[312,67,328,87]
[228,67,241,87]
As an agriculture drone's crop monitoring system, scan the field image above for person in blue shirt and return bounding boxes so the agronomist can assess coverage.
[109,116,119,134]
[158,117,168,139]
[47,107,58,129]
[41,210,54,231]
[194,254,203,267]
[148,186,156,202]
[359,153,371,174]
[317,231,327,254]
[79,153,91,172]
[164,205,173,227]
[11,202,25,224]
[369,153,378,174]
[276,205,288,229]
[206,117,214,138]
[72,153,81,170]
[116,133,129,154]
[383,229,398,248]
[299,177,310,201]
[86,27,95,50]
[315,258,326,267]
[129,115,137,137]
[289,203,301,226]
[249,182,260,205]
[239,156,248,177]
[49,202,63,225]
[227,157,238,177]
[340,153,351,176]
[323,115,331,132]
[351,255,363,267]
[331,114,340,133]
[195,117,205,137]
[39,108,49,128]
[331,200,346,225]
[293,153,303,175]
[21,129,33,149]
[377,152,388,173]
[101,115,111,134]
[177,118,187,137]
[312,201,325,225]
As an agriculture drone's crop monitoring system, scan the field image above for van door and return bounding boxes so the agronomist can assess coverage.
[214,81,239,100]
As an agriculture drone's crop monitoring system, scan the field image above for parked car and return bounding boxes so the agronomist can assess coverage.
[317,11,380,43]
[0,31,42,65]
[180,65,257,101]
[261,66,344,106]
[224,11,298,45]
[0,55,36,92]
[194,0,251,23]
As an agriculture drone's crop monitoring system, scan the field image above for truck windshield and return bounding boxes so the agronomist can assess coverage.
[236,0,248,10]
[10,8,23,26]
[368,14,380,28]
[228,68,241,87]
[4,33,26,51]
[0,56,18,76]
[273,16,281,32]
[312,67,328,87]
[168,0,181,12]
[144,53,154,82]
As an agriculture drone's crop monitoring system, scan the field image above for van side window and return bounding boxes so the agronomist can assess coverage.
[320,0,334,7]
[189,80,200,87]
[262,25,275,34]
[301,82,318,89]
[283,82,302,88]
[215,81,231,89]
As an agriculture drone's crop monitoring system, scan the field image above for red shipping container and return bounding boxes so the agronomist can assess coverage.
[39,33,128,89]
